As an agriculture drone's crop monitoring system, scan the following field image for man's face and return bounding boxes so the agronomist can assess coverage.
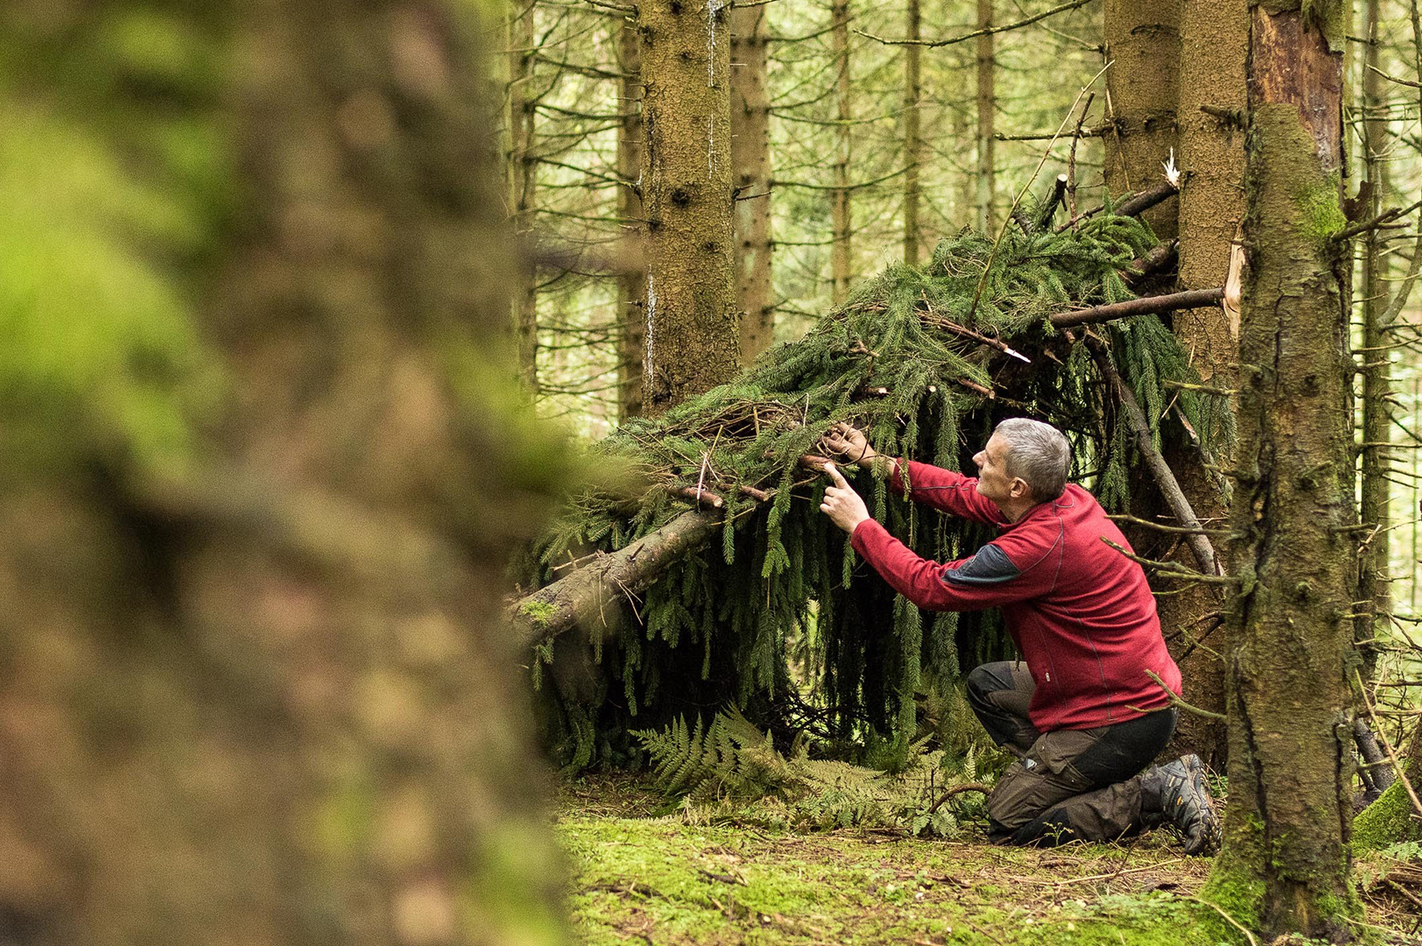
[973,434,1027,506]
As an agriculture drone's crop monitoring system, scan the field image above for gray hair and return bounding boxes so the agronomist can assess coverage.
[993,418,1071,501]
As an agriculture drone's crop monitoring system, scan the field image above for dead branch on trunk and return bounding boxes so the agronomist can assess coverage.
[1085,333,1223,579]
[1061,181,1179,230]
[1049,287,1224,329]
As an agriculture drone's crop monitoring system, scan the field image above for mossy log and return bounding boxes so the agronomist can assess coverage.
[513,509,720,647]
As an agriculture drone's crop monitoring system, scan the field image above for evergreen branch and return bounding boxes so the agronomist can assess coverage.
[967,62,1113,324]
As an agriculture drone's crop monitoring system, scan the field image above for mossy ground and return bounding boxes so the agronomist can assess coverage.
[556,776,1422,945]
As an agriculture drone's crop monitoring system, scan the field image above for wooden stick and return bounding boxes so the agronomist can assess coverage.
[1084,333,1223,578]
[674,485,725,509]
[1049,288,1224,329]
[1060,181,1179,229]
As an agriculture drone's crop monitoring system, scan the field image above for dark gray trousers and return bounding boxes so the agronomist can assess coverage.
[966,661,1177,845]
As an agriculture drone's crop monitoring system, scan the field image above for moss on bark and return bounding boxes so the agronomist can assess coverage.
[1208,6,1360,939]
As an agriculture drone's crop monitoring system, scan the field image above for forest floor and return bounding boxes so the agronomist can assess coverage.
[556,776,1422,946]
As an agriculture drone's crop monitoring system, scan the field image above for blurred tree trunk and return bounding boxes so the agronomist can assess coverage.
[617,17,647,421]
[1161,0,1247,766]
[831,0,854,303]
[976,0,995,231]
[509,0,540,390]
[903,0,922,264]
[1103,0,1180,239]
[1207,1,1359,937]
[732,2,774,364]
[0,2,568,944]
[638,0,739,413]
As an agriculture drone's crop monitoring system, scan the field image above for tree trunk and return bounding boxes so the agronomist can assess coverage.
[509,0,540,390]
[1163,0,1248,766]
[0,2,568,944]
[1357,0,1391,678]
[950,58,975,228]
[831,0,854,303]
[975,0,996,232]
[617,17,647,421]
[1103,0,1181,239]
[1206,2,1360,938]
[903,0,923,263]
[732,2,774,364]
[639,0,739,414]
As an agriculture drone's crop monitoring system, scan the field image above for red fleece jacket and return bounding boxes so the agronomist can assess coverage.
[849,460,1181,732]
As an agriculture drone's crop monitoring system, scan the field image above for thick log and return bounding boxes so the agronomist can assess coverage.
[511,509,719,647]
[1084,334,1222,578]
[1049,287,1224,328]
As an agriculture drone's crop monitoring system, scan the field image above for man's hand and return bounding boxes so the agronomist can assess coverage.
[821,422,878,469]
[819,463,871,535]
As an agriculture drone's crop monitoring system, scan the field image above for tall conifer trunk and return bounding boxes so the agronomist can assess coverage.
[831,0,854,303]
[1103,0,1180,239]
[617,18,647,420]
[509,0,540,389]
[732,2,774,363]
[903,0,922,263]
[639,0,739,413]
[0,1,568,942]
[975,0,995,231]
[1207,0,1360,936]
[1166,0,1248,764]
[1358,0,1391,673]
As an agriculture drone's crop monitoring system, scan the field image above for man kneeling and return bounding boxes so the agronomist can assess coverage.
[818,418,1219,853]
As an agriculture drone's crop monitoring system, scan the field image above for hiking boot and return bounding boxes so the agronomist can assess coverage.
[1140,753,1220,855]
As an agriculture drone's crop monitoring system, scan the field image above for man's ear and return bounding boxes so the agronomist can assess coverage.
[1010,477,1031,500]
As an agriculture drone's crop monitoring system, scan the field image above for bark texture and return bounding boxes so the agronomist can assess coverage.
[1164,0,1248,764]
[1103,0,1181,239]
[617,18,647,420]
[0,2,568,944]
[639,0,739,413]
[731,2,774,363]
[1207,3,1360,937]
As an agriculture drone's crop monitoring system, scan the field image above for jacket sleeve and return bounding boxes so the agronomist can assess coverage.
[885,460,1007,527]
[849,518,1056,611]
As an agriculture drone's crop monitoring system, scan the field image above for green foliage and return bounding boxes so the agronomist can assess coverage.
[636,707,982,835]
[1353,780,1422,850]
[0,6,230,476]
[535,219,1227,772]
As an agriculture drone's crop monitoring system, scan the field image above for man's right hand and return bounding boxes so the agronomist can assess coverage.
[822,423,878,469]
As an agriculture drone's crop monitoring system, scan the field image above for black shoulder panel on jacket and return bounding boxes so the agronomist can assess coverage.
[941,543,1021,585]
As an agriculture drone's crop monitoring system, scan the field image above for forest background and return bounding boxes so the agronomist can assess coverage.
[1,0,1421,944]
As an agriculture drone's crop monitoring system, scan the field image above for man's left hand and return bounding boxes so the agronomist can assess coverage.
[819,463,870,534]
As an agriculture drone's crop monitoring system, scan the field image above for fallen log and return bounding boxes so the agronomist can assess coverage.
[1049,287,1224,329]
[510,508,720,648]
